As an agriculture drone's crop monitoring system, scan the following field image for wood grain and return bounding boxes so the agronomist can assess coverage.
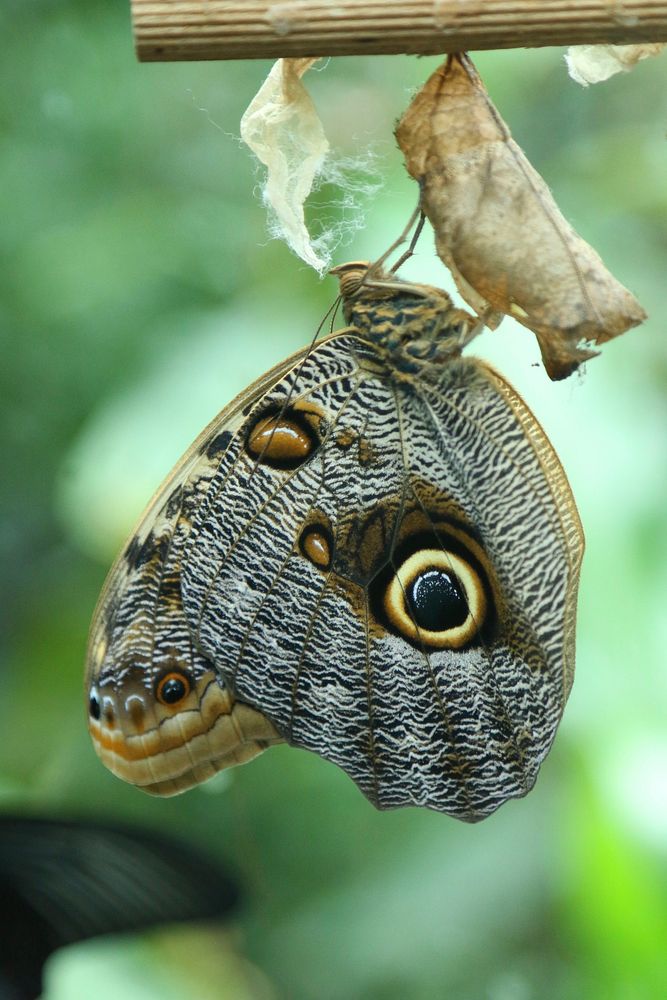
[131,1,667,62]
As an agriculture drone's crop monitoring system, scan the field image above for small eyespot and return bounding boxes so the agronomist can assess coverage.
[299,522,334,570]
[89,691,101,720]
[156,671,192,707]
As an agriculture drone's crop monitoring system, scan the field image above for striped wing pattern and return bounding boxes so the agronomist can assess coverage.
[86,266,583,820]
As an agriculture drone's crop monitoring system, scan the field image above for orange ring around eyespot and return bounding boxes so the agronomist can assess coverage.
[155,671,192,707]
[383,548,486,649]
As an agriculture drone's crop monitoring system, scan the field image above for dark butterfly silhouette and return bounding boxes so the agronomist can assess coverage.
[0,816,239,1000]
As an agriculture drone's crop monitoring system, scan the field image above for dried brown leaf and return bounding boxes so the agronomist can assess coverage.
[395,55,647,380]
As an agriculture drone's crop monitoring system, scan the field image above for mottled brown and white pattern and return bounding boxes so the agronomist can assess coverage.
[85,263,583,820]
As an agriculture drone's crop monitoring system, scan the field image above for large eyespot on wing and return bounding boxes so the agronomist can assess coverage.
[372,520,497,651]
[389,549,484,647]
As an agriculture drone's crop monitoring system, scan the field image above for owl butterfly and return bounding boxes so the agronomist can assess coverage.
[86,262,583,821]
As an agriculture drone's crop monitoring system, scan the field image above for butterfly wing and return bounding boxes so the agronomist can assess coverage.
[179,332,583,820]
[83,353,318,793]
[0,815,239,998]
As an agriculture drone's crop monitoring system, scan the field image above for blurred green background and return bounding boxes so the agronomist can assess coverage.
[2,2,667,998]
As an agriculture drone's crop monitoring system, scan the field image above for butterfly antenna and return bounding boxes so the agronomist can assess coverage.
[364,199,424,283]
[389,210,426,274]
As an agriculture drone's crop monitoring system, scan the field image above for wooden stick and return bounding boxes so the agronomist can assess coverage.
[132,1,667,62]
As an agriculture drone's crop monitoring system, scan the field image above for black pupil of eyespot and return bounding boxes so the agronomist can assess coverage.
[89,694,101,720]
[407,569,468,631]
[160,677,187,703]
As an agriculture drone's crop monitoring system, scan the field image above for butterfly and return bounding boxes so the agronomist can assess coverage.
[85,262,583,821]
[0,815,238,998]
